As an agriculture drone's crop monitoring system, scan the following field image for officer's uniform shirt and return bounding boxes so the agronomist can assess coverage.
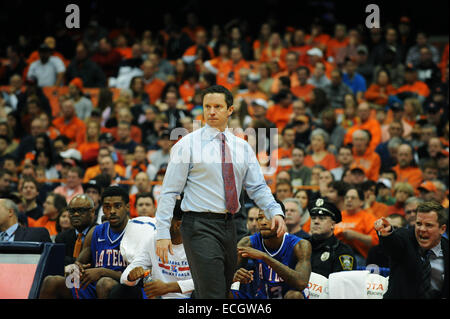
[309,234,356,278]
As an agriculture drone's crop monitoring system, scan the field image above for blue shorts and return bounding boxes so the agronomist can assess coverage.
[71,282,97,299]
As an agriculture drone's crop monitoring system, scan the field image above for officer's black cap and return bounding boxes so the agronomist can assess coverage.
[309,198,342,223]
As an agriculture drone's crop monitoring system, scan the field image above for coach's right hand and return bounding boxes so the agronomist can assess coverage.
[156,239,174,264]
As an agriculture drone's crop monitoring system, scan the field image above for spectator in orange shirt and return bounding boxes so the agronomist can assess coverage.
[234,73,268,120]
[272,126,296,173]
[351,129,381,181]
[364,69,397,107]
[203,41,231,75]
[335,187,379,265]
[305,20,330,53]
[103,107,142,144]
[396,66,430,103]
[266,89,293,131]
[253,23,272,61]
[53,166,84,203]
[326,24,349,60]
[392,143,423,190]
[29,192,67,239]
[271,51,300,94]
[77,120,100,167]
[52,99,86,147]
[129,172,154,218]
[182,29,215,64]
[216,46,249,91]
[260,32,288,69]
[288,29,311,66]
[114,34,132,60]
[291,66,315,103]
[304,128,338,171]
[343,101,381,153]
[83,145,125,183]
[141,60,166,105]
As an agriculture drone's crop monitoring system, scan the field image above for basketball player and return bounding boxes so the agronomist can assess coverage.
[39,186,129,299]
[120,198,193,299]
[232,210,312,299]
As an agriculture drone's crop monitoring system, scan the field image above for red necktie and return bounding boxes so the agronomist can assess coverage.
[220,133,239,214]
[73,233,83,259]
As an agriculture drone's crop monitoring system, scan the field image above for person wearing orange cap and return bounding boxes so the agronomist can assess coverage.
[417,181,438,202]
[68,77,93,120]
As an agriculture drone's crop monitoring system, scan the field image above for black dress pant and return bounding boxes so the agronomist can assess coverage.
[181,211,237,299]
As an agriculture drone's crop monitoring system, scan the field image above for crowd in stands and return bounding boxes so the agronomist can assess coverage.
[0,12,449,277]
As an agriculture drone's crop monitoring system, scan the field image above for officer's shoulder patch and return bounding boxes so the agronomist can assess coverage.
[339,254,354,270]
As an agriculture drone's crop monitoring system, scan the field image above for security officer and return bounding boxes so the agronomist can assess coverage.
[308,198,357,278]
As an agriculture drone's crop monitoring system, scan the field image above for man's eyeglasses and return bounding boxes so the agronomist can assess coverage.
[68,207,93,215]
[405,209,417,215]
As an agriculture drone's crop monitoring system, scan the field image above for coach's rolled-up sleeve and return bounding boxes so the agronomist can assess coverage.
[155,139,191,240]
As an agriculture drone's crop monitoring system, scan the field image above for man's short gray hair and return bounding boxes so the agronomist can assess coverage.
[2,198,19,218]
[282,198,303,215]
[404,196,424,206]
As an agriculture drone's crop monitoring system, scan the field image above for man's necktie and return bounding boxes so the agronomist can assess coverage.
[0,232,7,242]
[419,249,432,299]
[220,133,239,214]
[73,233,83,259]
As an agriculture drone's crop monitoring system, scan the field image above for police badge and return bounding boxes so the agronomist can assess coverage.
[320,251,330,261]
[315,198,324,207]
[339,255,354,270]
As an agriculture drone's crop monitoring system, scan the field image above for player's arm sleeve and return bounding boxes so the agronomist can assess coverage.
[155,139,190,240]
[242,143,283,220]
[176,279,195,294]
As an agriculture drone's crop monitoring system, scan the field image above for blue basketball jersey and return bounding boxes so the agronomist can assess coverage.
[249,232,302,299]
[91,222,127,272]
[72,222,127,299]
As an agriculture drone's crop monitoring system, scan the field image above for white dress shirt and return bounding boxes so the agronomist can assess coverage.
[155,124,284,240]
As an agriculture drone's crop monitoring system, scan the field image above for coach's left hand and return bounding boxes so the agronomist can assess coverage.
[271,214,287,238]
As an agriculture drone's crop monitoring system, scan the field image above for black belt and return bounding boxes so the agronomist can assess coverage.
[183,211,234,220]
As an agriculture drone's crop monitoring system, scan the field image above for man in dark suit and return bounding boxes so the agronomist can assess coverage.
[0,198,51,243]
[55,194,97,265]
[375,201,448,299]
